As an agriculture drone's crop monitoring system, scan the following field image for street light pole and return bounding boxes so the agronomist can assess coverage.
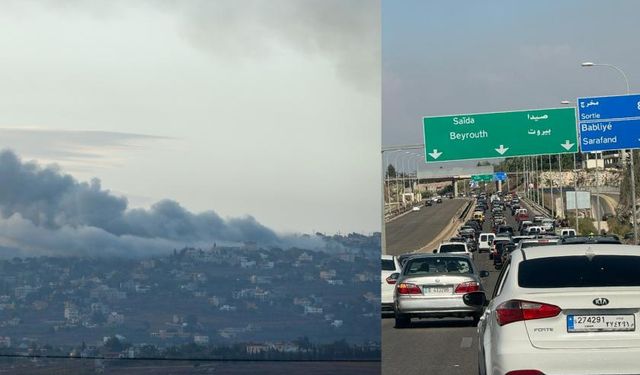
[582,62,637,243]
[549,154,554,218]
[574,152,579,233]
[594,152,602,233]
[381,150,387,254]
[558,153,564,219]
[390,151,403,212]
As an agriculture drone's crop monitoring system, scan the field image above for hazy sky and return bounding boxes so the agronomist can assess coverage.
[383,0,640,172]
[0,0,380,234]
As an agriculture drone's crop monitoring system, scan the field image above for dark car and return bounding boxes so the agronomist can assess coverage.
[497,243,517,267]
[493,242,516,269]
[496,225,514,236]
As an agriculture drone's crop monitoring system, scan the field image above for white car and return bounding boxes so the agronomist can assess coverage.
[381,255,402,313]
[524,226,544,236]
[434,242,473,261]
[478,233,496,253]
[473,244,640,375]
[558,228,577,237]
[541,218,555,232]
[515,237,560,251]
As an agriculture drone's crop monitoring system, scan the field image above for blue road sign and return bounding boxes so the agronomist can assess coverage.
[577,94,640,152]
[494,172,507,181]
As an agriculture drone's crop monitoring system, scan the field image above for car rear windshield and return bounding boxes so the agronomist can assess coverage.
[493,239,512,245]
[404,257,473,275]
[381,259,396,271]
[439,244,466,253]
[519,255,640,288]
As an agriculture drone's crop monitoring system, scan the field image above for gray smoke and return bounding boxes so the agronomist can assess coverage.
[0,150,284,257]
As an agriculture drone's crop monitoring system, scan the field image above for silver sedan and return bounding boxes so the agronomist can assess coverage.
[392,253,489,328]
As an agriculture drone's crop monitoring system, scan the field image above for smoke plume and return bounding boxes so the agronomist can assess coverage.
[0,150,283,257]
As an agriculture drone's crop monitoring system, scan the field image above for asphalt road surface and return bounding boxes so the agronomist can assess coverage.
[382,204,518,375]
[385,199,468,256]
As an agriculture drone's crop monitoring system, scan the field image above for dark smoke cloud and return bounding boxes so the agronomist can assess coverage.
[0,150,284,257]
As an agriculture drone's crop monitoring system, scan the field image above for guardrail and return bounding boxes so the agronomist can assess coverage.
[522,197,551,217]
[459,200,473,220]
[384,203,420,222]
[415,199,474,253]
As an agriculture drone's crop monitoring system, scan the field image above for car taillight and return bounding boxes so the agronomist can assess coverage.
[505,371,545,375]
[454,281,480,294]
[396,283,421,295]
[496,299,561,326]
[385,276,397,285]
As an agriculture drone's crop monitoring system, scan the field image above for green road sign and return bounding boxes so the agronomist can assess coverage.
[423,108,578,162]
[471,174,493,182]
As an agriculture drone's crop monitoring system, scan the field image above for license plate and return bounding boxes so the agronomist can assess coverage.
[567,314,635,332]
[424,286,453,294]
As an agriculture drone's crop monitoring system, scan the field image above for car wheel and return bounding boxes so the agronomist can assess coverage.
[394,314,411,328]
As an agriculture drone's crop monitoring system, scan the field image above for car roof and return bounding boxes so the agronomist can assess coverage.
[440,241,467,246]
[405,253,473,259]
[560,235,621,244]
[512,244,640,261]
[520,238,560,244]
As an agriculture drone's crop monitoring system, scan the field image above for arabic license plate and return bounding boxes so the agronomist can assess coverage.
[424,286,453,295]
[567,314,635,332]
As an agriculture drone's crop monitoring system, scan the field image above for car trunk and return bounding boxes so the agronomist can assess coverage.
[522,288,640,349]
[402,274,476,297]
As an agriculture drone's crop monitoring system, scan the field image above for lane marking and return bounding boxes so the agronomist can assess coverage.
[460,337,473,348]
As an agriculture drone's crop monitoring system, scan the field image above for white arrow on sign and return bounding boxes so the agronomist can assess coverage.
[560,140,575,150]
[495,145,509,155]
[428,149,443,159]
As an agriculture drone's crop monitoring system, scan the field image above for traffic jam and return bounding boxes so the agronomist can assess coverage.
[382,192,640,375]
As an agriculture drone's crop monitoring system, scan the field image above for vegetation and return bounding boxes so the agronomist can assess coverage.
[566,215,597,235]
[494,154,579,172]
[607,217,632,237]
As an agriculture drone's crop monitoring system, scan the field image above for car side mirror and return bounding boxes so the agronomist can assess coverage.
[462,291,487,307]
[479,270,490,278]
[432,249,437,253]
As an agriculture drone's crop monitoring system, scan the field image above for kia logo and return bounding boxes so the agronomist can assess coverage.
[593,298,609,306]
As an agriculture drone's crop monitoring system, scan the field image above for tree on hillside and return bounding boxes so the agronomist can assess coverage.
[386,164,396,178]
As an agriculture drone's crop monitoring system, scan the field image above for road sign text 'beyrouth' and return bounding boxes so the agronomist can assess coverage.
[423,108,578,163]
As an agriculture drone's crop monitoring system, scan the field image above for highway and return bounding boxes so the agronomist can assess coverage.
[381,202,518,375]
[385,199,468,256]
